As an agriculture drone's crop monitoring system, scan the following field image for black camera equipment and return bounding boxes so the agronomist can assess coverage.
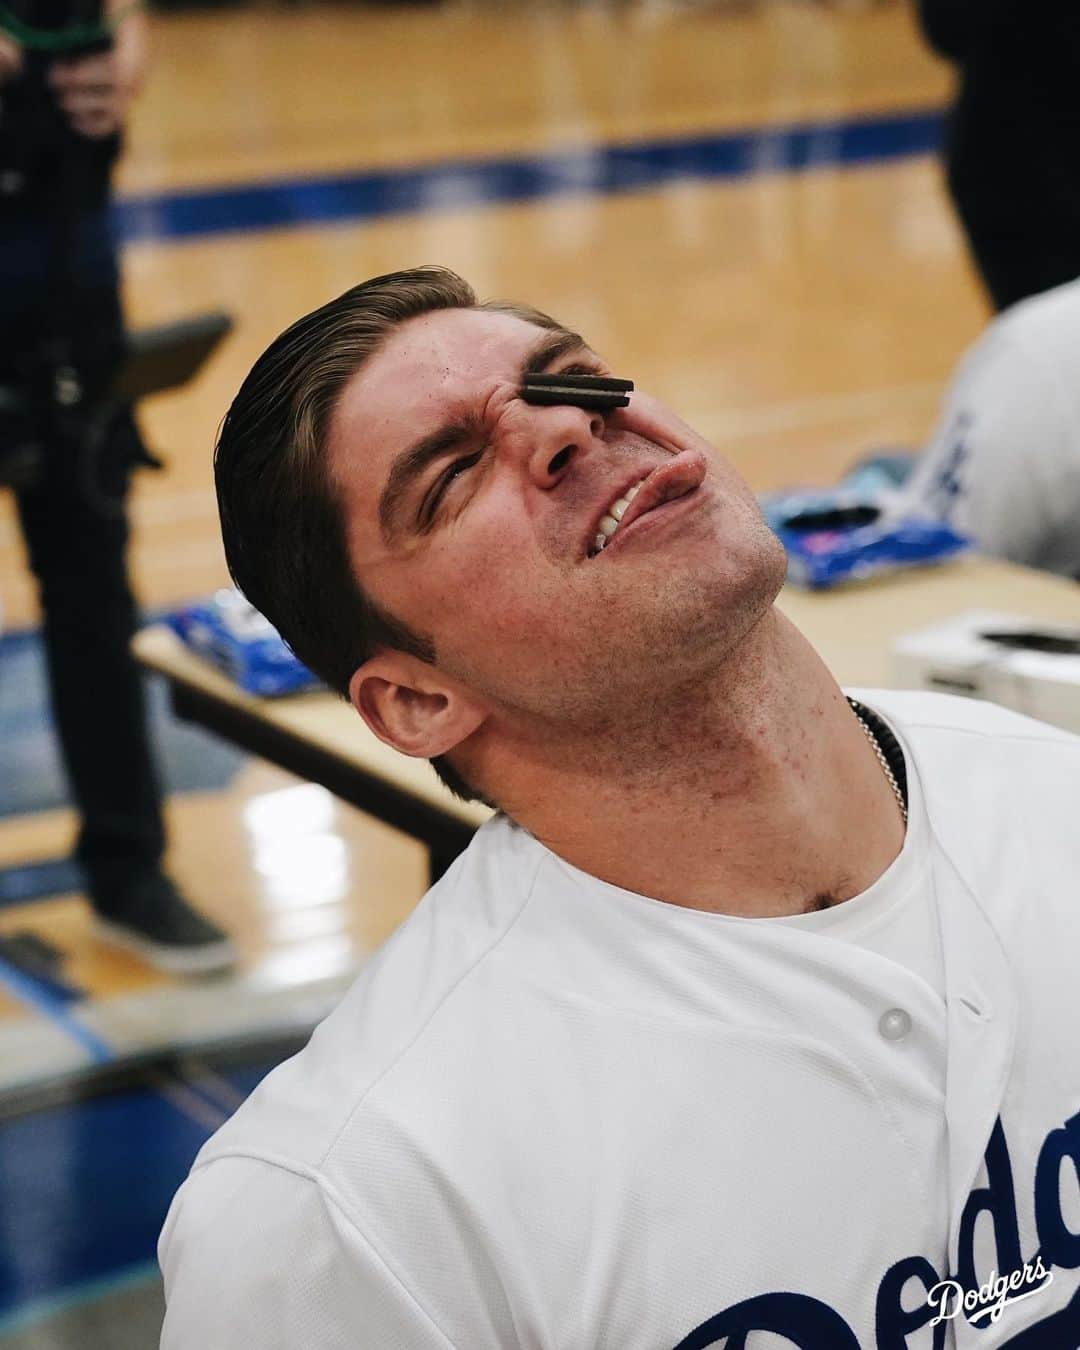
[0,310,234,503]
[0,0,232,507]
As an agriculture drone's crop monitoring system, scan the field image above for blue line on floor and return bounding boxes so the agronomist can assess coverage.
[0,858,82,909]
[114,106,945,246]
[0,955,113,1062]
[0,628,42,657]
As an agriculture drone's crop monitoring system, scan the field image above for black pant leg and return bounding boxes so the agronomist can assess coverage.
[15,427,167,900]
[2,205,168,907]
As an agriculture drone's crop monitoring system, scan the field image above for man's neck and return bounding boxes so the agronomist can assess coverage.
[486,610,906,918]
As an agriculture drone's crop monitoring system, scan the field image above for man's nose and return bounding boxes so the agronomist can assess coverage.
[514,400,607,487]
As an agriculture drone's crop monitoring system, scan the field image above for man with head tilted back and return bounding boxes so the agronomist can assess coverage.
[159,268,1080,1349]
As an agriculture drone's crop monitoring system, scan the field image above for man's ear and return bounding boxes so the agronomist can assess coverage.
[348,651,488,759]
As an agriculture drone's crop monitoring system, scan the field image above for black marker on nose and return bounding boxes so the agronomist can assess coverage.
[520,372,634,412]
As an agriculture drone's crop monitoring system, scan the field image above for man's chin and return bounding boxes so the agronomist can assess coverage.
[646,536,786,656]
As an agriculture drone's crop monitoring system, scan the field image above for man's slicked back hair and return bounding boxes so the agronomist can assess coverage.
[214,265,571,803]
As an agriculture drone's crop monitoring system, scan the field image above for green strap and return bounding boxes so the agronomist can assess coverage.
[0,0,142,52]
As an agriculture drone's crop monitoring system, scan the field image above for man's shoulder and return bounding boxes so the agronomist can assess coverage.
[851,689,1079,849]
[850,687,1078,748]
[188,814,545,1175]
[850,692,1079,925]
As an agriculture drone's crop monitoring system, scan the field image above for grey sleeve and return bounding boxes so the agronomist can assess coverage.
[904,331,1079,571]
[159,1156,456,1350]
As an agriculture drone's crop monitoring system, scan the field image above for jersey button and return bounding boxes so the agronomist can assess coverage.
[878,1008,912,1041]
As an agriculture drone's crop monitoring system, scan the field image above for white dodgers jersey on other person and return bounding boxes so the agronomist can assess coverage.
[159,692,1080,1349]
[901,277,1080,579]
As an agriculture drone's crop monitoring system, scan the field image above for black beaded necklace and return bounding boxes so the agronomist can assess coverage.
[846,696,909,822]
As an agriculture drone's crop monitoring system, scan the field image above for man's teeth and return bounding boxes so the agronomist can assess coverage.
[592,481,643,555]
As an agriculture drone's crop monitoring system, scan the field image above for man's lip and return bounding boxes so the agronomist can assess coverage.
[583,469,652,559]
[584,450,708,558]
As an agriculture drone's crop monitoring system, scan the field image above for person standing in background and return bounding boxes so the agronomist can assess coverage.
[0,0,235,973]
[917,0,1080,312]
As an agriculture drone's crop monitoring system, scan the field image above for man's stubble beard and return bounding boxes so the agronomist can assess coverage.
[590,518,787,737]
[485,514,790,763]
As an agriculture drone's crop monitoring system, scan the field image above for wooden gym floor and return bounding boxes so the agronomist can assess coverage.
[0,0,988,1078]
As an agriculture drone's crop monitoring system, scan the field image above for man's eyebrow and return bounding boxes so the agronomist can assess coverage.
[519,329,591,380]
[377,328,593,543]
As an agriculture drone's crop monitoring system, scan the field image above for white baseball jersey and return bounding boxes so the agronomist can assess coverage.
[901,277,1080,579]
[751,744,944,1002]
[159,691,1080,1349]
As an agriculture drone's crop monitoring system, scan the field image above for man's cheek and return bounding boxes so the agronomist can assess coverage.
[611,393,693,453]
[418,548,528,632]
[474,583,554,644]
[462,572,563,652]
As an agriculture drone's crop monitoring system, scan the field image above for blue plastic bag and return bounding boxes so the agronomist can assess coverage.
[166,589,322,696]
[759,484,970,590]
